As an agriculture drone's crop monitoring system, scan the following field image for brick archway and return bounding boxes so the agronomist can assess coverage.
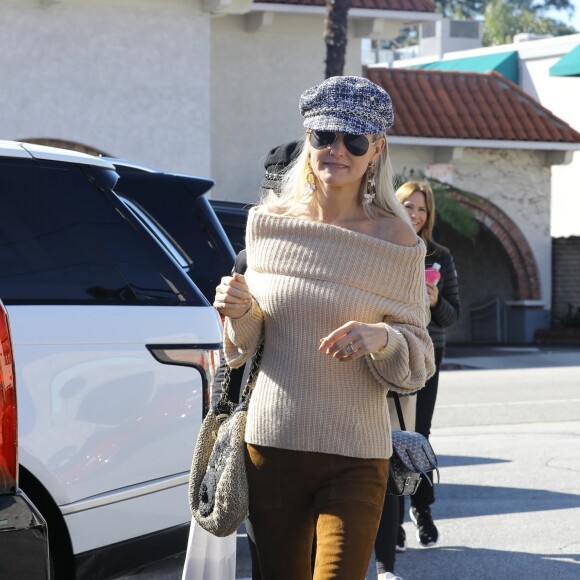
[17,137,111,158]
[442,189,541,301]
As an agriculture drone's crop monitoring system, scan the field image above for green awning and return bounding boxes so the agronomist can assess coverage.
[407,51,519,84]
[550,44,580,77]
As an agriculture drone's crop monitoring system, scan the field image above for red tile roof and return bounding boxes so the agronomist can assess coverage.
[365,66,580,143]
[259,0,436,11]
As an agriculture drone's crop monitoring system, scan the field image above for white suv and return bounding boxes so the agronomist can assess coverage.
[0,141,222,579]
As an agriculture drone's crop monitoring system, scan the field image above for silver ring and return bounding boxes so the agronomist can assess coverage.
[344,343,355,355]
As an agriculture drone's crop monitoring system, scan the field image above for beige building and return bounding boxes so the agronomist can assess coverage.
[392,29,580,238]
[387,28,580,338]
[366,66,580,343]
[4,1,578,342]
[1,0,437,198]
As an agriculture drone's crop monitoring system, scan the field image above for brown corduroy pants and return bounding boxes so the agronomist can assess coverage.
[245,443,388,580]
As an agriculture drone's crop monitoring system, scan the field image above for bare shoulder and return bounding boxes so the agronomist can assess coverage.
[376,215,417,247]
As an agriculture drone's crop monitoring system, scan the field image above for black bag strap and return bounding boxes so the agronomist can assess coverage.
[392,392,407,431]
[213,363,236,416]
[214,342,262,415]
[213,248,262,416]
[240,341,263,402]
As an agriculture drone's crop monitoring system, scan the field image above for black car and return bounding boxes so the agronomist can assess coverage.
[209,199,253,255]
[106,159,236,302]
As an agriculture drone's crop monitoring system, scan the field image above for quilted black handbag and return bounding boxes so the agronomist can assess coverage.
[387,393,439,496]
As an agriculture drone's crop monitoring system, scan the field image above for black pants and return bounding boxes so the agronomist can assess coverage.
[374,492,400,574]
[375,348,444,575]
[245,519,263,580]
[411,345,444,509]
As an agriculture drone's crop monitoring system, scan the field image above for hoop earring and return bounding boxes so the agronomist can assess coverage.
[303,159,316,196]
[363,162,376,205]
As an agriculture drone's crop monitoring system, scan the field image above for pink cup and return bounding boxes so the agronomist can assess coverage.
[425,265,441,285]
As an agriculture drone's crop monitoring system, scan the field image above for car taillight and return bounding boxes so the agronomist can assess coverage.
[146,345,222,418]
[0,300,17,493]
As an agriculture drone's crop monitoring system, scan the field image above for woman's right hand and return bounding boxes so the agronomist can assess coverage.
[213,273,253,319]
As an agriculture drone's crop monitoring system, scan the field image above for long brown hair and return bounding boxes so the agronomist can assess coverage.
[395,180,436,245]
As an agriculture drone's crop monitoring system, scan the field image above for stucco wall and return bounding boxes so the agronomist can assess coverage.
[519,39,580,239]
[211,13,363,202]
[0,0,211,175]
[519,35,580,134]
[395,34,580,239]
[454,148,551,308]
[391,145,552,310]
[551,150,580,237]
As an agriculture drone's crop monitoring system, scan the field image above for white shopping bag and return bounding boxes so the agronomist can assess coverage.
[182,518,236,580]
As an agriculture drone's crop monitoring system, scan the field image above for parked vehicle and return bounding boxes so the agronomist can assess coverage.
[105,158,236,302]
[0,299,50,579]
[0,141,223,579]
[209,199,253,254]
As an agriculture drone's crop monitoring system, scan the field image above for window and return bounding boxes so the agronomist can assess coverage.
[0,159,205,305]
[112,170,235,302]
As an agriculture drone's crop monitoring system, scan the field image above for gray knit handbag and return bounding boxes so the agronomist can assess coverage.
[188,344,262,537]
[387,393,439,496]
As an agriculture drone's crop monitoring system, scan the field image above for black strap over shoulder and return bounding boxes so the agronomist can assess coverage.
[392,392,407,431]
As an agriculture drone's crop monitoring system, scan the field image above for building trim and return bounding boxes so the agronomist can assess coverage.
[388,136,580,151]
[251,4,440,21]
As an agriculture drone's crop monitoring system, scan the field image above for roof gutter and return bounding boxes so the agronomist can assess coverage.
[388,136,580,151]
[251,4,440,22]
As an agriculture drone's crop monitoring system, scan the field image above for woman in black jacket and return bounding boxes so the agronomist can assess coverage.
[374,181,459,578]
[396,180,460,548]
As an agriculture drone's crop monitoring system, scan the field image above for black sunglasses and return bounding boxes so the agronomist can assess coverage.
[308,130,376,157]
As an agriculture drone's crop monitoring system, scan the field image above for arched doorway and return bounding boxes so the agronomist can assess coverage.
[435,188,542,344]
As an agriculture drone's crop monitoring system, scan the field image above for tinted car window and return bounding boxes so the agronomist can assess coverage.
[112,169,235,302]
[0,159,206,305]
[209,200,252,254]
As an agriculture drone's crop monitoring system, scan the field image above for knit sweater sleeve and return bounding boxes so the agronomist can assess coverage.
[366,310,435,395]
[223,299,264,368]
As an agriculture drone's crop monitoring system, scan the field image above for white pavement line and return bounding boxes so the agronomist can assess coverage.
[439,398,580,409]
[542,557,580,566]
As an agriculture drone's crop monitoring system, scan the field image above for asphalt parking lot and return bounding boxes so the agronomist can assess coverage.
[115,345,580,580]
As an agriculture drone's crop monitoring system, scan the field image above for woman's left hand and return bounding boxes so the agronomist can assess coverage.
[426,282,439,307]
[319,321,388,361]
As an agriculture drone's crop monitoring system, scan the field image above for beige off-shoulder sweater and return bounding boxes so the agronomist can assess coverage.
[224,208,435,459]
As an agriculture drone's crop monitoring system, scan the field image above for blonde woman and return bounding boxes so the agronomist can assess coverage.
[214,76,434,579]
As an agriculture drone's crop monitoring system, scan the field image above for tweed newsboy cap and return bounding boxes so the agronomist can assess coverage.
[299,75,394,135]
[259,139,302,194]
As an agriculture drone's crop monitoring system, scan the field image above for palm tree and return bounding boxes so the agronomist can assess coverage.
[324,0,350,78]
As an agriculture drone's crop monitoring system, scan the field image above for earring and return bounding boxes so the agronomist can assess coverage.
[363,162,376,205]
[303,159,316,196]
